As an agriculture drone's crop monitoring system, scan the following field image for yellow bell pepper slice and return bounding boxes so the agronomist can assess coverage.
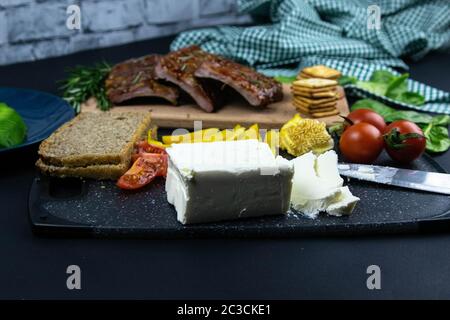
[218,125,245,141]
[233,125,247,140]
[146,128,169,148]
[162,128,220,145]
[201,128,222,142]
[242,123,260,140]
[264,129,280,155]
[219,129,233,141]
[148,139,169,148]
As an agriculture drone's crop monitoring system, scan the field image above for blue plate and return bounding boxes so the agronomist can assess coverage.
[0,87,75,153]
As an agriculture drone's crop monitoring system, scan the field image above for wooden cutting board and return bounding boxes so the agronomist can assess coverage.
[81,84,349,129]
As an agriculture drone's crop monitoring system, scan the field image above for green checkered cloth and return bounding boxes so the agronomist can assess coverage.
[171,0,450,114]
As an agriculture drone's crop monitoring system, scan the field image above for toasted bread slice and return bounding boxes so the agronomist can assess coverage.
[36,159,128,180]
[39,112,152,168]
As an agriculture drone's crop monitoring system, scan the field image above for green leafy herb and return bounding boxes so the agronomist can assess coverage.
[0,102,27,148]
[384,109,433,123]
[178,54,194,62]
[338,75,357,86]
[396,91,425,105]
[356,80,388,96]
[431,115,450,126]
[351,98,450,153]
[343,70,426,106]
[352,99,403,121]
[60,62,112,112]
[249,79,262,86]
[385,73,408,99]
[421,123,450,153]
[370,70,395,84]
[328,121,345,137]
[351,99,434,123]
[274,76,297,83]
[131,71,143,85]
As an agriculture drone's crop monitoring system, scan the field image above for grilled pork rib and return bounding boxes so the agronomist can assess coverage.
[106,55,179,105]
[195,56,283,108]
[107,48,283,112]
[154,46,222,113]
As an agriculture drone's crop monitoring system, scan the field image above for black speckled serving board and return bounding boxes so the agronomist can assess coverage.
[29,152,450,238]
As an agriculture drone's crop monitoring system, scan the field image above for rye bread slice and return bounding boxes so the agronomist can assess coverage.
[36,159,128,180]
[38,112,152,168]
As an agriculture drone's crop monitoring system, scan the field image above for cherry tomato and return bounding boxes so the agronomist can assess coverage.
[117,153,168,190]
[345,109,386,133]
[339,122,383,163]
[383,120,426,163]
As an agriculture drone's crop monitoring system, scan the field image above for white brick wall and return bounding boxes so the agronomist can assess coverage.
[144,0,198,23]
[8,0,76,42]
[200,0,235,16]
[0,10,7,45]
[0,0,251,65]
[83,0,144,32]
[0,0,33,8]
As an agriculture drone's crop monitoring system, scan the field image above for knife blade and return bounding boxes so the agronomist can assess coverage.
[337,163,450,195]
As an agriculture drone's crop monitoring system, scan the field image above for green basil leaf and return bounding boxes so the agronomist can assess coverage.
[338,75,357,86]
[385,110,432,123]
[349,71,426,106]
[0,102,27,148]
[423,123,450,153]
[396,91,425,106]
[274,76,297,83]
[351,98,394,118]
[385,73,409,99]
[431,115,450,126]
[370,70,395,83]
[356,80,388,96]
[351,99,432,123]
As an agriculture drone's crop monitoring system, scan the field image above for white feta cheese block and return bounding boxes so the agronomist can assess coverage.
[165,140,294,224]
[326,186,360,217]
[290,150,359,218]
[316,151,343,188]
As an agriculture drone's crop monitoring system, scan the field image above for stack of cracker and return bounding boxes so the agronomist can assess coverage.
[291,78,340,118]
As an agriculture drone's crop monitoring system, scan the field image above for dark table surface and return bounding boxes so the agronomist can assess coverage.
[1,36,450,299]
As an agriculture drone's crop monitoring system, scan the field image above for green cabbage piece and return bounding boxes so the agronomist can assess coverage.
[0,102,27,148]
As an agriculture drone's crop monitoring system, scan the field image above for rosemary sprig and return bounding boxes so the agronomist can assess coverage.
[59,62,112,113]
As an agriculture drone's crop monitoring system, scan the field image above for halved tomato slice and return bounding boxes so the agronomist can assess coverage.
[135,141,167,155]
[132,141,168,162]
[140,152,168,177]
[117,153,168,190]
